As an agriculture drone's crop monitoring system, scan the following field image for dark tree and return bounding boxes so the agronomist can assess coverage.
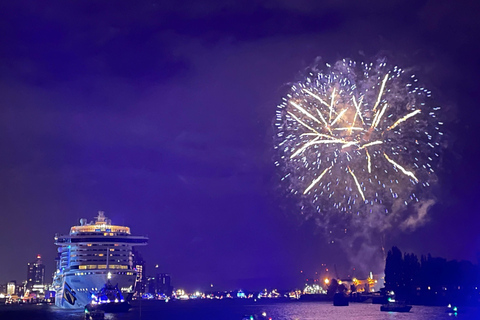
[404,253,420,297]
[337,283,347,293]
[385,246,404,297]
[327,278,338,298]
[385,247,480,305]
[350,284,356,293]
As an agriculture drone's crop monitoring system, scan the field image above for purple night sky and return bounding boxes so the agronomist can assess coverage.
[0,0,479,290]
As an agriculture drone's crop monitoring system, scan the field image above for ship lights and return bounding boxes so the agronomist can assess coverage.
[54,212,148,309]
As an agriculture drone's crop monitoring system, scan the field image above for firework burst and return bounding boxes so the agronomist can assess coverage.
[275,59,442,215]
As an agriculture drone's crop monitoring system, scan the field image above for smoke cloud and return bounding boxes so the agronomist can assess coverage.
[400,199,436,231]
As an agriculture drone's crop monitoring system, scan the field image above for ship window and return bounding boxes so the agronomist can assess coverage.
[108,265,128,269]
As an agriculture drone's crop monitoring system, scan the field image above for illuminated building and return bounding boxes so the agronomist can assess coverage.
[132,247,146,295]
[27,255,45,290]
[157,273,173,296]
[7,281,16,295]
[147,265,173,296]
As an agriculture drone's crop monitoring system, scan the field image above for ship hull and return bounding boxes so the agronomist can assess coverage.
[55,271,136,309]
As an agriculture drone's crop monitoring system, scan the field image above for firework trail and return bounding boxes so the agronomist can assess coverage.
[275,59,442,216]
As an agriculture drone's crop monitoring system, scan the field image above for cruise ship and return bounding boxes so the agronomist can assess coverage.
[53,211,148,309]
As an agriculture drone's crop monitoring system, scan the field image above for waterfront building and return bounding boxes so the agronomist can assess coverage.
[147,265,173,297]
[26,255,45,290]
[6,281,16,295]
[157,273,173,296]
[132,247,147,295]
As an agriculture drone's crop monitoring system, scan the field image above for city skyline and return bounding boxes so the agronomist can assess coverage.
[0,0,480,291]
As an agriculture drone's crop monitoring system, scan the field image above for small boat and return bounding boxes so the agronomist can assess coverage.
[445,304,459,313]
[85,281,131,313]
[380,299,412,312]
[333,292,349,306]
[242,311,271,319]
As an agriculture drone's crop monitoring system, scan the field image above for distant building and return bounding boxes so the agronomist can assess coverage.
[0,283,6,295]
[156,273,173,296]
[26,255,45,291]
[7,281,16,295]
[340,272,384,293]
[19,280,27,297]
[147,265,173,296]
[132,248,146,295]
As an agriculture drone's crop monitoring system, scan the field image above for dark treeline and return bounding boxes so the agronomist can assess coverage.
[384,247,480,306]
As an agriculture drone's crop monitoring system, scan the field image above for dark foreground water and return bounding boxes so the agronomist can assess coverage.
[1,300,479,320]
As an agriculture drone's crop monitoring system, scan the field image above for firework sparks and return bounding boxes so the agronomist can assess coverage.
[383,153,419,182]
[386,109,422,131]
[304,165,333,195]
[371,103,388,129]
[352,95,365,124]
[360,141,383,149]
[348,166,365,201]
[275,59,442,213]
[372,74,389,111]
[287,111,318,134]
[365,148,372,174]
[329,88,336,120]
[334,127,363,131]
[288,101,323,126]
[331,108,348,126]
[303,88,330,108]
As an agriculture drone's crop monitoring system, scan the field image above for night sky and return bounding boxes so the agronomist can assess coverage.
[0,0,479,291]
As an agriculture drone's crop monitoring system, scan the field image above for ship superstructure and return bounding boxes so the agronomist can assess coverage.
[53,211,148,309]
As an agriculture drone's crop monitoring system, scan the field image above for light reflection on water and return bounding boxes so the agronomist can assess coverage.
[1,301,479,320]
[243,302,477,320]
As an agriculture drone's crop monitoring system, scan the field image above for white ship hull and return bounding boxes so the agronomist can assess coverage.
[55,271,136,309]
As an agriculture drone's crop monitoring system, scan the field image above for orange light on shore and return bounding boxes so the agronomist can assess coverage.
[324,279,330,285]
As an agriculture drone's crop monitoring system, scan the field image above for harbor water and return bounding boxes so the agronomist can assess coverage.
[1,300,479,320]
